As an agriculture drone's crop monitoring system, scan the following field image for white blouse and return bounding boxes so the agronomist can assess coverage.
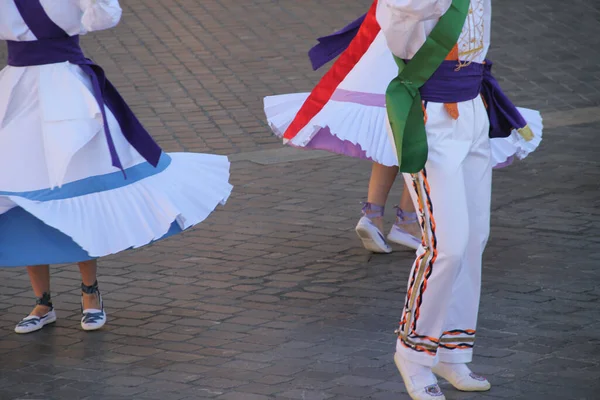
[376,0,491,63]
[0,0,122,41]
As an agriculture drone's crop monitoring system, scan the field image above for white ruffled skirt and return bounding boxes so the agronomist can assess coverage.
[0,62,232,267]
[264,92,543,169]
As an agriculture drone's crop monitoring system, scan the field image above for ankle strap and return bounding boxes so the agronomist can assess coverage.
[81,280,99,295]
[394,206,418,224]
[361,202,385,218]
[36,292,53,308]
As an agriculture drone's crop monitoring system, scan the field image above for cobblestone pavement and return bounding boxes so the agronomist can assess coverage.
[1,0,599,399]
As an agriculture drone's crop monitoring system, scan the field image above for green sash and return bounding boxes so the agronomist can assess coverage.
[385,0,470,173]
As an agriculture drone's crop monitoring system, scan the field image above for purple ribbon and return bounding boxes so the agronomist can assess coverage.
[307,13,366,71]
[480,61,528,138]
[8,0,161,173]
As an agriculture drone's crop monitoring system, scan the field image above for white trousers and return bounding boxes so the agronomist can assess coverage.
[396,97,492,367]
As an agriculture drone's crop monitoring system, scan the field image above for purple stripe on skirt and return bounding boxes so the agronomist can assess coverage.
[492,156,514,169]
[296,127,372,161]
[330,89,386,107]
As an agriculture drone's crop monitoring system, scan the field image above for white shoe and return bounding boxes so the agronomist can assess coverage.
[355,216,392,253]
[387,224,420,250]
[15,309,57,334]
[432,362,491,392]
[394,353,445,400]
[81,308,106,331]
[81,281,107,331]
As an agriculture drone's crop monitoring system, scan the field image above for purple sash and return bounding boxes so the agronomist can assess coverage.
[307,13,366,71]
[7,0,161,174]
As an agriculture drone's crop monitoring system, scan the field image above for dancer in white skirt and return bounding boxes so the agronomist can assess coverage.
[0,0,232,334]
[264,3,541,255]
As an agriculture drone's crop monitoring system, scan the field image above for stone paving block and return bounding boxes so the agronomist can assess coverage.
[332,375,385,387]
[328,383,379,398]
[279,389,334,400]
[232,382,286,396]
[216,392,271,400]
[368,392,411,400]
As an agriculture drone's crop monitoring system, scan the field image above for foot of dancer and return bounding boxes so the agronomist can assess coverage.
[356,163,422,253]
[15,265,57,334]
[79,260,101,311]
[14,261,106,333]
[432,362,491,392]
[387,201,421,250]
[79,260,106,331]
[394,353,445,400]
[355,202,392,253]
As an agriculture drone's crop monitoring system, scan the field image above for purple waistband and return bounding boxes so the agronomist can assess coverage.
[7,36,86,66]
[416,60,527,138]
[6,37,161,174]
[419,60,484,103]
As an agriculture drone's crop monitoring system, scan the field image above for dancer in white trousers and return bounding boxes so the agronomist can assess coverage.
[372,0,541,398]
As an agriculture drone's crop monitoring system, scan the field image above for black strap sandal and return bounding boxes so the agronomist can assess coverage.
[80,281,106,331]
[14,292,57,334]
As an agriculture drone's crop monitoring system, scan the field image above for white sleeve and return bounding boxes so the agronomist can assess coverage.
[382,0,452,22]
[376,0,452,58]
[79,0,122,32]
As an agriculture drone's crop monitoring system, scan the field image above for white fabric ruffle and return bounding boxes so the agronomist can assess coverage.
[264,92,542,168]
[265,93,398,166]
[490,108,543,166]
[3,153,232,258]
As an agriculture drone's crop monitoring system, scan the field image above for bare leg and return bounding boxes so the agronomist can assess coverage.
[78,260,100,310]
[397,183,422,239]
[26,265,51,317]
[366,163,399,231]
[400,186,416,213]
